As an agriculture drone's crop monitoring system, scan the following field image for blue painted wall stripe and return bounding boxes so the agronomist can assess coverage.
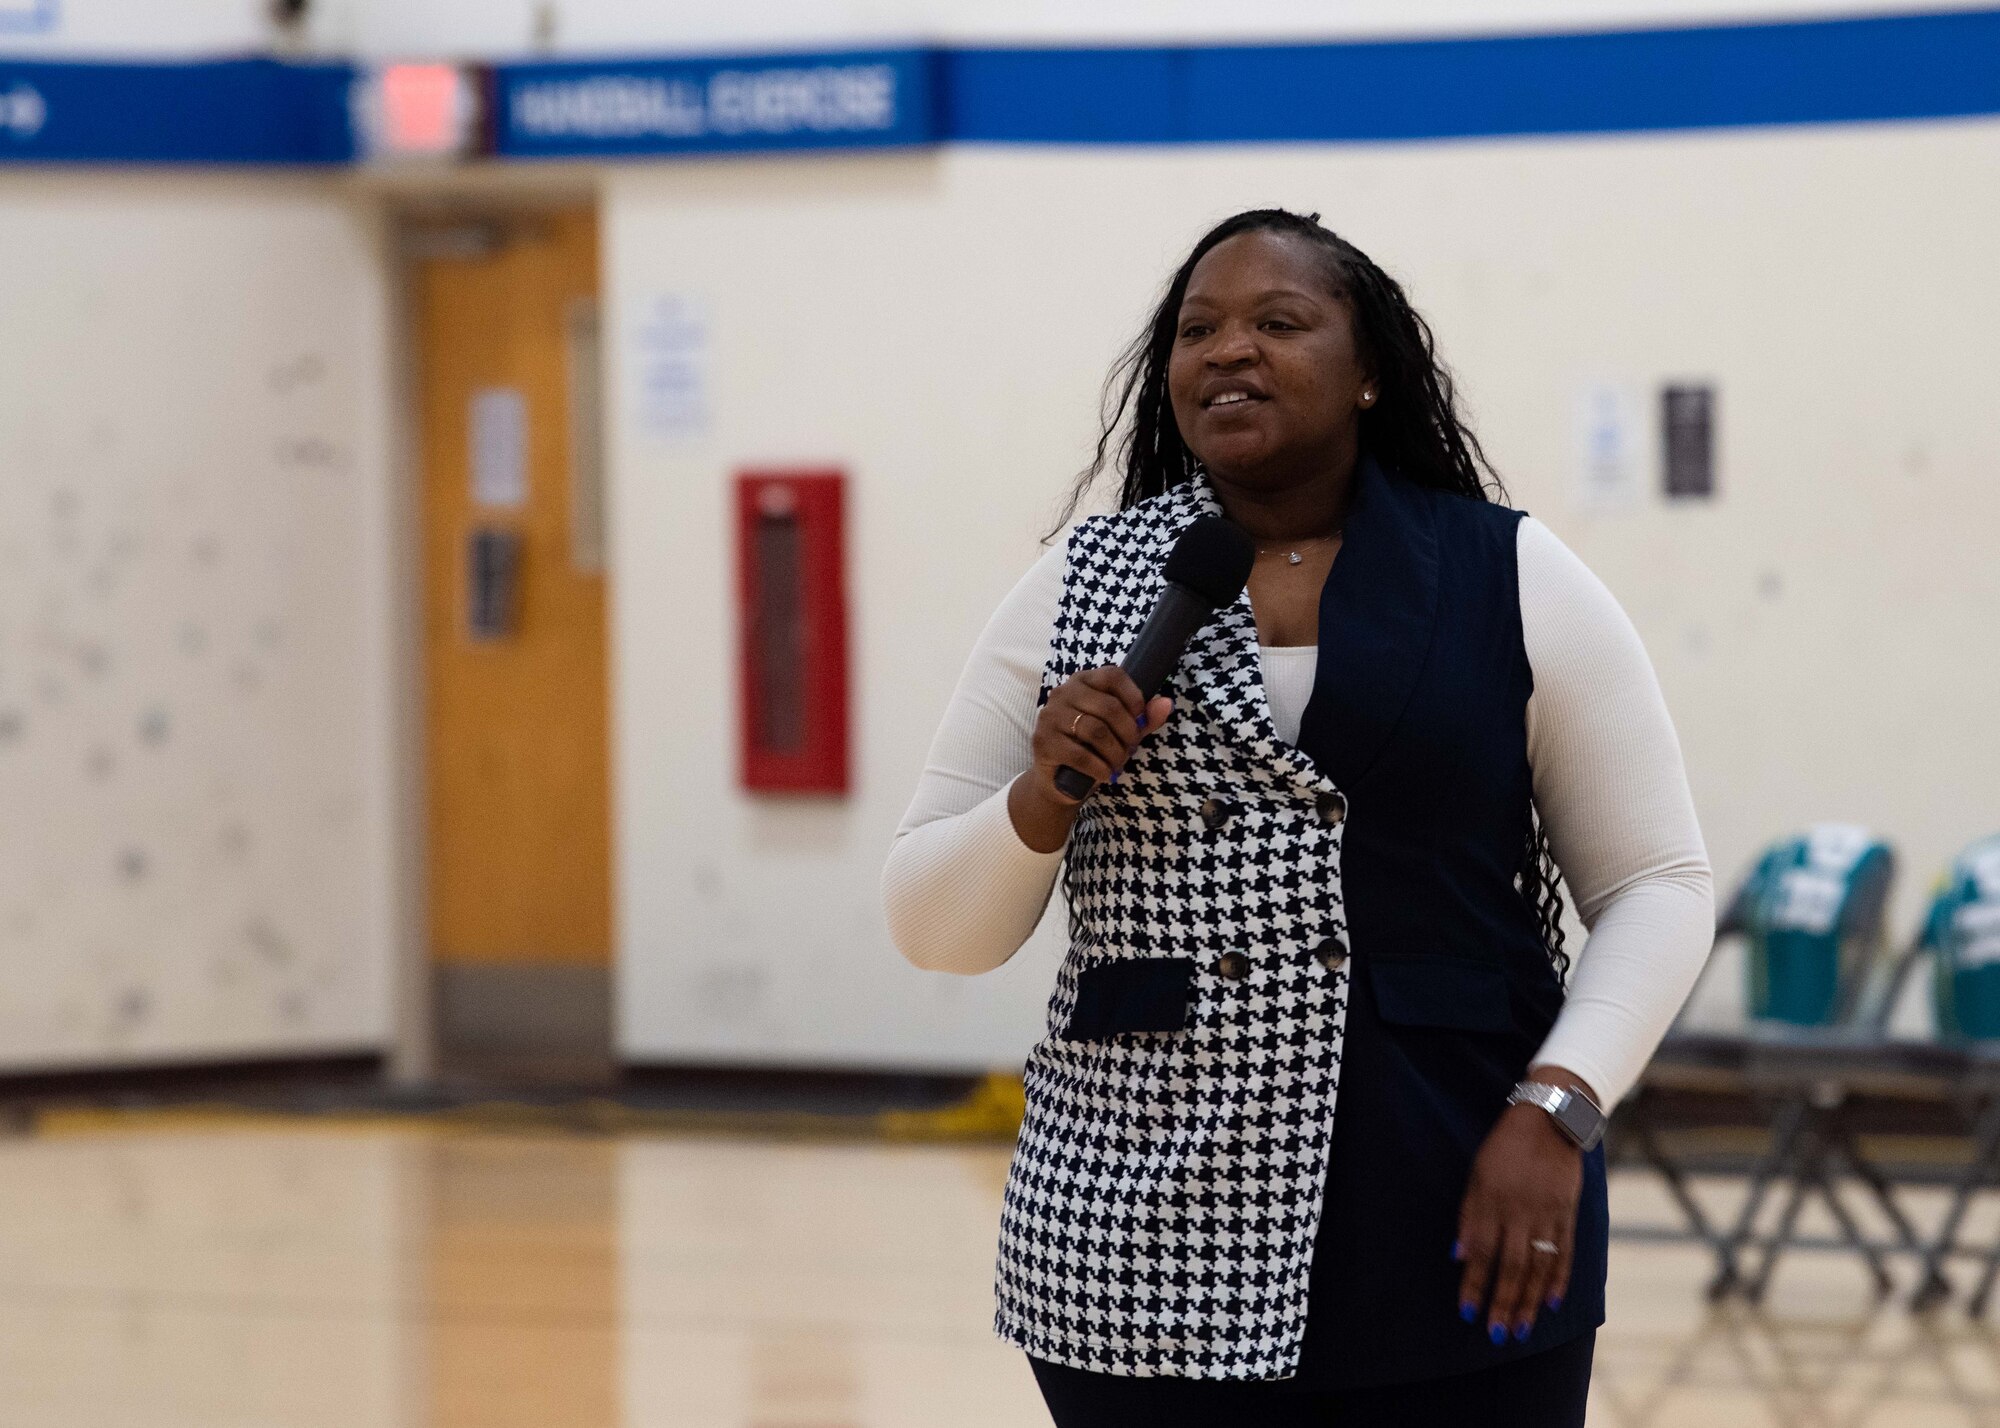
[938,47,1184,145]
[0,58,353,165]
[2,8,2000,166]
[947,9,2000,144]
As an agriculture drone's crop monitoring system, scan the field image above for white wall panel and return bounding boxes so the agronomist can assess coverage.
[608,121,2000,1069]
[0,175,395,1068]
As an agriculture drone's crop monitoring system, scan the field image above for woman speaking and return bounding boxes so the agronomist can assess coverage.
[882,209,1713,1425]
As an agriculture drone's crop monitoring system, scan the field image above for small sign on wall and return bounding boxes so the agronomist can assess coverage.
[1572,380,1644,511]
[1662,383,1717,499]
[633,295,710,443]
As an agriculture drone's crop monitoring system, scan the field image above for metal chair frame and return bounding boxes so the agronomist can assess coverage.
[1908,1082,2000,1311]
[1628,836,2000,1314]
[1713,1050,1932,1304]
[1904,848,2000,1313]
[1623,842,1908,1302]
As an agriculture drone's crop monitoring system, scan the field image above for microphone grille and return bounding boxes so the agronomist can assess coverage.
[1163,516,1256,609]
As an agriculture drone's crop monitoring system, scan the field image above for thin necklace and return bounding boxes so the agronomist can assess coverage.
[1255,528,1345,566]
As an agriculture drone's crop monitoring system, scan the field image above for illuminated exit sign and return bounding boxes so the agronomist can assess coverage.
[351,63,483,160]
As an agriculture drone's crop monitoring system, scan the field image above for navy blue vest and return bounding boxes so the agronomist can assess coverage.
[1283,453,1608,1388]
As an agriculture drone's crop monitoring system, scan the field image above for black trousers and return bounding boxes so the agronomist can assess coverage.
[1029,1331,1594,1428]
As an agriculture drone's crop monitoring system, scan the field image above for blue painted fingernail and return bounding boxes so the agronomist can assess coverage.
[1515,1320,1533,1341]
[1546,1295,1563,1312]
[1137,714,1147,730]
[1452,1240,1464,1261]
[1109,769,1119,784]
[1460,1300,1478,1323]
[1488,1324,1508,1346]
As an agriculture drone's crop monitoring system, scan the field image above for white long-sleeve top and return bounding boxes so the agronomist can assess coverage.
[881,516,1714,1106]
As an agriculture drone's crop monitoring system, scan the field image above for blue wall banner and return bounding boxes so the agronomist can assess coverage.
[0,58,352,164]
[2,9,1999,167]
[492,49,939,158]
[946,8,2000,144]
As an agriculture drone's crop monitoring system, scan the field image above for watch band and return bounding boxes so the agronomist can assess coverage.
[1507,1080,1606,1152]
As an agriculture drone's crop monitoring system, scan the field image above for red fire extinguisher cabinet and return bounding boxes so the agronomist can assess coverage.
[735,470,850,794]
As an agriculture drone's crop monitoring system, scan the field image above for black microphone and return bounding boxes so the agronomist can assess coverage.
[1053,515,1256,800]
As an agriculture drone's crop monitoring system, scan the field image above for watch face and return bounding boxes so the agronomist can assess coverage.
[1556,1093,1604,1150]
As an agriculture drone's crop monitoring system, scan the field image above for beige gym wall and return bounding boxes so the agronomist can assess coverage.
[605,122,2000,1072]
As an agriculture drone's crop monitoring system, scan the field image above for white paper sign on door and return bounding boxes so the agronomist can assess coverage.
[470,387,528,508]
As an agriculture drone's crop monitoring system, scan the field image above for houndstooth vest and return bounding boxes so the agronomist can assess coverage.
[993,471,1356,1381]
[995,455,1608,1388]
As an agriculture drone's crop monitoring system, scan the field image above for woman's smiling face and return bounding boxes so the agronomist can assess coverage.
[1166,229,1374,489]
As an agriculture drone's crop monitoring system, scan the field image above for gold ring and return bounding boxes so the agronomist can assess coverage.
[1069,712,1084,736]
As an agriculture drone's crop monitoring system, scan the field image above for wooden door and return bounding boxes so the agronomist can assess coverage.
[413,209,610,1054]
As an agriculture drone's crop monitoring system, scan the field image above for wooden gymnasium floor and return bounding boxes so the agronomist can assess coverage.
[2,1117,1999,1426]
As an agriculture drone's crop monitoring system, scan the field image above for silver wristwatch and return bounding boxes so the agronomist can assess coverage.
[1507,1080,1606,1152]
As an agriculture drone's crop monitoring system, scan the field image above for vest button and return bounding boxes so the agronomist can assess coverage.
[1316,939,1348,973]
[1198,796,1235,830]
[1213,951,1251,981]
[1316,791,1348,825]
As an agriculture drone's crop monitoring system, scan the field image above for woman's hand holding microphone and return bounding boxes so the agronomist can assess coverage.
[1008,667,1175,854]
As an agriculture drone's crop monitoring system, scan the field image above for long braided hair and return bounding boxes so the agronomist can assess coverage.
[1054,207,1570,976]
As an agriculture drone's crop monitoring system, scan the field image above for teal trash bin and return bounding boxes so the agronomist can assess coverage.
[1929,834,2000,1041]
[1741,826,1896,1027]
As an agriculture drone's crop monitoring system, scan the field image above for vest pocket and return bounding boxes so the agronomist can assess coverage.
[1060,957,1197,1041]
[1368,956,1515,1034]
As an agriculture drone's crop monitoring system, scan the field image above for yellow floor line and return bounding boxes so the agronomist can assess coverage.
[24,1074,1032,1144]
[879,1072,1026,1141]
